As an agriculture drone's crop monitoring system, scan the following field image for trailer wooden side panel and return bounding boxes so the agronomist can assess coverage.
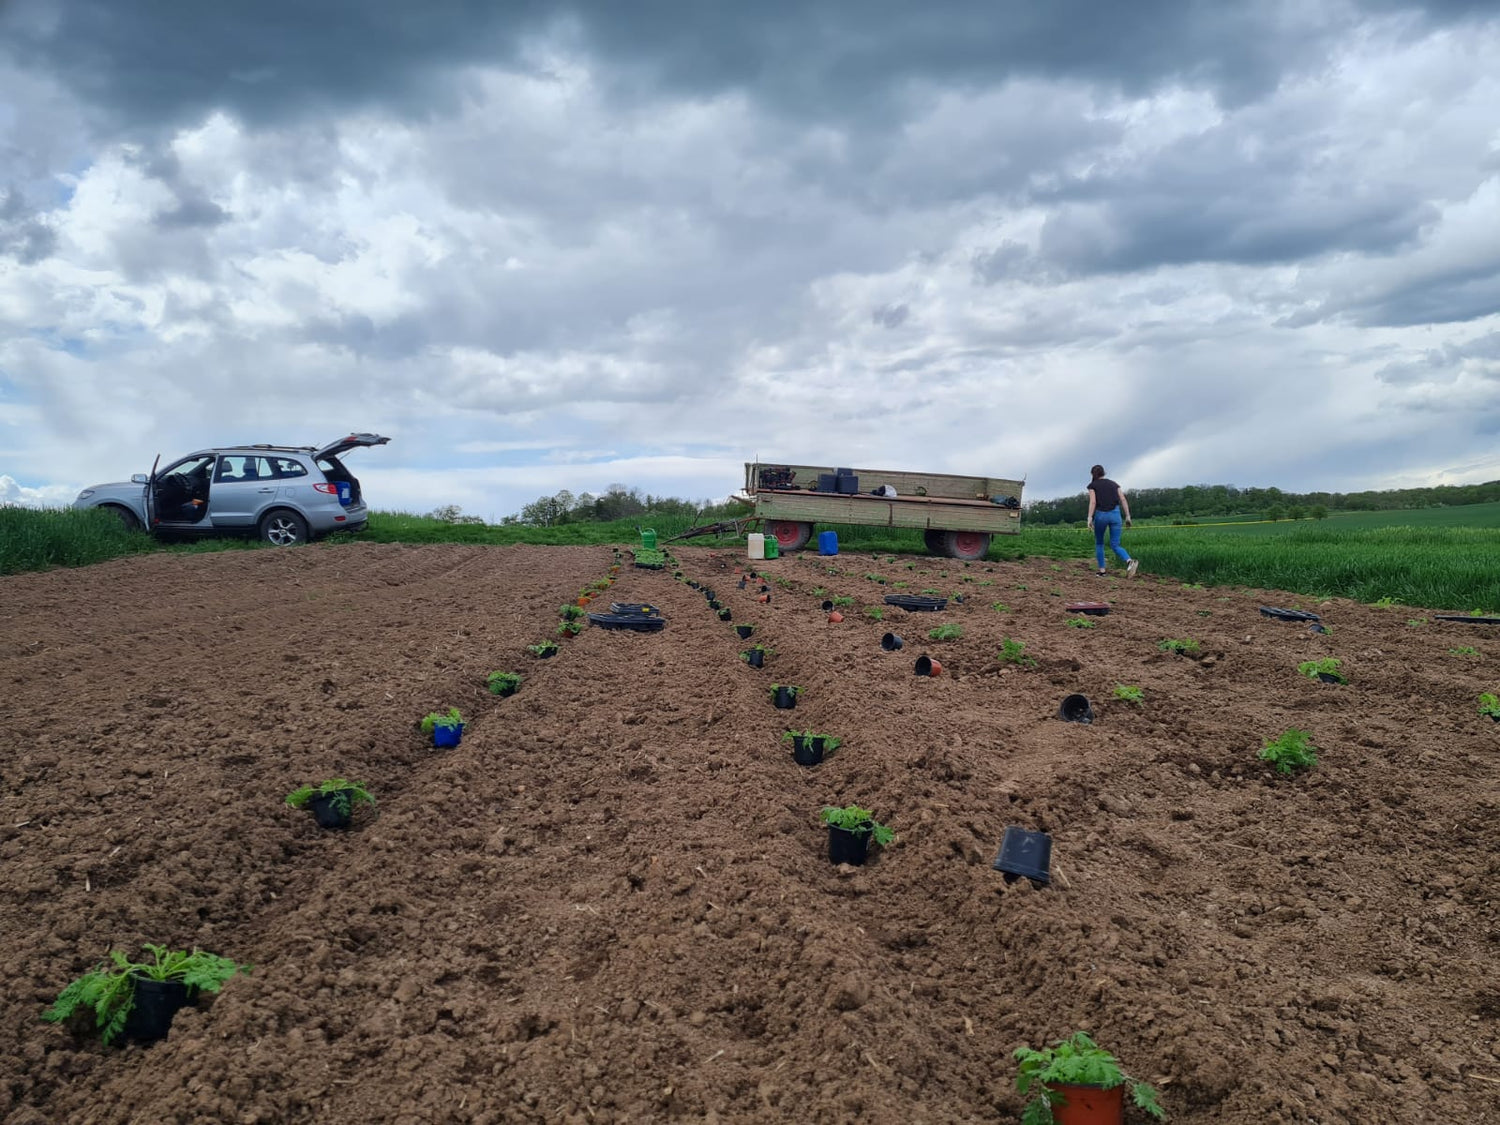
[744,463,1023,503]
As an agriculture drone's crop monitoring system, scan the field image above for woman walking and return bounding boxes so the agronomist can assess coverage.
[1086,465,1139,577]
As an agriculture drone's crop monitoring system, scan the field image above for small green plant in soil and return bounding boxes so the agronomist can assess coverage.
[782,730,842,752]
[820,805,894,846]
[1158,638,1200,655]
[286,778,376,817]
[43,945,250,1046]
[775,577,793,589]
[1014,1031,1165,1124]
[559,604,585,620]
[739,644,775,662]
[419,707,464,735]
[811,586,827,597]
[1406,617,1427,627]
[928,624,963,641]
[1196,609,1213,617]
[486,670,523,695]
[1182,582,1204,591]
[893,581,909,589]
[998,637,1037,668]
[1449,645,1480,656]
[1478,692,1500,719]
[526,641,559,658]
[865,607,884,620]
[921,587,941,596]
[991,601,1010,612]
[1259,729,1319,775]
[1013,583,1028,590]
[1372,595,1396,608]
[1065,616,1095,629]
[1113,684,1144,704]
[769,683,801,699]
[1049,564,1062,572]
[557,619,584,637]
[832,595,854,607]
[1297,657,1346,683]
[977,579,994,586]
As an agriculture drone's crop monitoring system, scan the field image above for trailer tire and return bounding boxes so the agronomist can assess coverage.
[941,530,991,561]
[922,530,945,555]
[768,520,812,552]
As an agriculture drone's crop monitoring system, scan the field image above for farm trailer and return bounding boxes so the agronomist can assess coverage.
[742,462,1024,560]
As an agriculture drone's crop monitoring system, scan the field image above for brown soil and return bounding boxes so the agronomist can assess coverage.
[1,542,1497,1124]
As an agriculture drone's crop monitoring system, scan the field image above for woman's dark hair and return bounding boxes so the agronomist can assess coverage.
[1090,464,1106,480]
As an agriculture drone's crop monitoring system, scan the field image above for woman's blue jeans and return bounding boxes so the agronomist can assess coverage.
[1093,510,1131,569]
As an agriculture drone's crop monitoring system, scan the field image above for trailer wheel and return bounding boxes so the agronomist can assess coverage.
[768,520,812,552]
[941,530,991,561]
[922,530,945,555]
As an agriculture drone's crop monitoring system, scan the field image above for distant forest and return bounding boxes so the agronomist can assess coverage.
[1022,479,1500,525]
[431,479,1500,528]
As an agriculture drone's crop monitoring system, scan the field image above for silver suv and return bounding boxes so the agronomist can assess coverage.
[73,433,391,546]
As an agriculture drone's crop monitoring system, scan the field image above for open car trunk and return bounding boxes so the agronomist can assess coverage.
[313,433,389,508]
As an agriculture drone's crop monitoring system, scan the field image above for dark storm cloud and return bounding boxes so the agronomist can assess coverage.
[6,0,1492,136]
[0,189,56,263]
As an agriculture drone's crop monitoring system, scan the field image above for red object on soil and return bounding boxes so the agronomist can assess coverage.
[1049,1082,1124,1125]
[827,611,844,623]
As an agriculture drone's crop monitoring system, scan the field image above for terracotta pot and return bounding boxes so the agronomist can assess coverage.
[577,596,590,607]
[758,594,771,604]
[827,611,844,623]
[914,655,942,677]
[1048,1082,1124,1125]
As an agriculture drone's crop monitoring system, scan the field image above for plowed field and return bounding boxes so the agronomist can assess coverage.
[1,543,1496,1124]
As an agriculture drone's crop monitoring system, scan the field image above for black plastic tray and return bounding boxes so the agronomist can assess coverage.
[587,613,666,632]
[1260,607,1321,622]
[1434,614,1500,625]
[884,594,948,612]
[609,603,660,616]
[1065,602,1110,616]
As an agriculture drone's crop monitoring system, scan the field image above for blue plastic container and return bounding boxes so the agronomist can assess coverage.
[335,481,353,507]
[432,723,464,749]
[817,530,839,556]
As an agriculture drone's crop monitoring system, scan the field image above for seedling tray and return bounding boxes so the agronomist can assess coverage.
[1260,607,1321,622]
[1434,614,1500,625]
[587,613,666,632]
[1064,602,1110,616]
[884,594,948,612]
[609,603,660,616]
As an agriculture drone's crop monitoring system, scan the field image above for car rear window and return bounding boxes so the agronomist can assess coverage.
[215,456,275,482]
[268,457,308,479]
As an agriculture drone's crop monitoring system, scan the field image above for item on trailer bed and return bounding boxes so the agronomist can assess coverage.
[884,594,948,612]
[757,465,797,490]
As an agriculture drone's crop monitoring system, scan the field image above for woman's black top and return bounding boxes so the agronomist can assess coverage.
[1088,478,1122,511]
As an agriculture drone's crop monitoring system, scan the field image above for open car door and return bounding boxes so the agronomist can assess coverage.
[314,433,391,460]
[144,454,160,527]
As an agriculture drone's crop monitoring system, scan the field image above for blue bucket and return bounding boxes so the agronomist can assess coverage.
[817,530,839,556]
[335,481,353,507]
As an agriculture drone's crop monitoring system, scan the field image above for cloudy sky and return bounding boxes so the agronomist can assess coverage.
[3,0,1499,520]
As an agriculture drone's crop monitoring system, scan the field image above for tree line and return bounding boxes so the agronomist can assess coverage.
[429,484,740,527]
[1022,479,1500,525]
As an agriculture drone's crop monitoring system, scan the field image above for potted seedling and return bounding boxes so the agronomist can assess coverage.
[783,729,840,766]
[420,707,465,748]
[559,604,585,621]
[285,778,376,828]
[527,641,559,659]
[1014,1031,1165,1124]
[1480,692,1500,722]
[718,607,733,622]
[1259,728,1318,775]
[741,644,772,668]
[43,944,250,1045]
[735,623,756,639]
[1158,638,1200,656]
[770,683,801,710]
[486,670,523,697]
[820,804,894,866]
[1298,657,1346,684]
[557,619,584,638]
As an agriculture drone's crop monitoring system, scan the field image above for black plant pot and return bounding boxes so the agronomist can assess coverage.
[709,599,721,610]
[992,826,1051,887]
[772,687,797,710]
[881,632,904,651]
[821,599,834,611]
[746,570,757,578]
[123,977,193,1043]
[735,625,754,639]
[1316,672,1343,684]
[718,608,733,622]
[703,588,716,601]
[308,791,354,829]
[791,736,826,766]
[1057,694,1094,724]
[688,581,700,589]
[828,826,870,866]
[746,649,765,668]
[738,578,747,589]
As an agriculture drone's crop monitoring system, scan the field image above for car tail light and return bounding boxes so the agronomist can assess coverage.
[334,515,346,522]
[313,483,338,494]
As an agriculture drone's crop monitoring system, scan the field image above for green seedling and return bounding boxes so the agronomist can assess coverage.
[486,670,523,695]
[1158,638,1200,655]
[893,581,909,589]
[1372,596,1396,608]
[1112,684,1144,704]
[769,683,802,699]
[832,596,854,607]
[286,778,376,818]
[557,620,584,637]
[1196,610,1213,617]
[43,945,250,1046]
[1049,564,1062,572]
[739,644,775,662]
[991,602,1011,612]
[1449,646,1480,657]
[559,604,585,620]
[591,579,611,591]
[921,588,942,596]
[419,707,464,735]
[1479,693,1500,719]
[526,641,559,658]
[1014,1031,1165,1124]
[865,607,884,621]
[1181,582,1204,591]
[811,587,827,597]
[775,577,793,589]
[1065,616,1095,629]
[820,805,894,847]
[977,579,994,586]
[1298,657,1346,683]
[1013,583,1028,590]
[998,637,1037,668]
[1406,617,1427,627]
[782,730,842,753]
[1259,728,1319,775]
[928,624,963,641]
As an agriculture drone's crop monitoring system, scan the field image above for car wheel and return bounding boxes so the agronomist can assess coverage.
[259,510,308,547]
[103,505,142,532]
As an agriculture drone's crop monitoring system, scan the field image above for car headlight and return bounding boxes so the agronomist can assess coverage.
[77,490,95,500]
